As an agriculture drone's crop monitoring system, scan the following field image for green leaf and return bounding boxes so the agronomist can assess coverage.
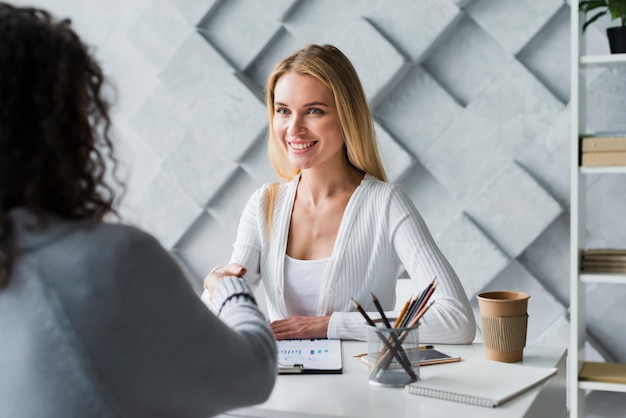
[608,0,626,20]
[582,10,609,32]
[580,0,608,12]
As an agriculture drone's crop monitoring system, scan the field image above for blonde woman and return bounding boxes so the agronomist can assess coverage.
[204,44,476,343]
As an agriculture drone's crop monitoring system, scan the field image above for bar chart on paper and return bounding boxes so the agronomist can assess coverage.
[277,339,342,373]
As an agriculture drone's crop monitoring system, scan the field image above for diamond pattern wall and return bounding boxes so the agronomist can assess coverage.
[16,0,626,413]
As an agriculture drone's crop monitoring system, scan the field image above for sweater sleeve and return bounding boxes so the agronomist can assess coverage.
[67,227,277,418]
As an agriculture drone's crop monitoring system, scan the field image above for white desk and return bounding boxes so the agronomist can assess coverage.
[221,342,567,418]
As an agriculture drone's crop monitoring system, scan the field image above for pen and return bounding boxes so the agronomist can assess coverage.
[353,345,434,359]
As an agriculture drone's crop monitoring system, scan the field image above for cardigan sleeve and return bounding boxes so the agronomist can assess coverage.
[387,185,476,344]
[228,187,265,290]
[328,183,476,343]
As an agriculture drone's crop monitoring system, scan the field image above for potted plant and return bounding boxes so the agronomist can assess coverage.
[580,0,626,53]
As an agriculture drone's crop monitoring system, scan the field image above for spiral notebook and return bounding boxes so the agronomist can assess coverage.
[404,358,557,408]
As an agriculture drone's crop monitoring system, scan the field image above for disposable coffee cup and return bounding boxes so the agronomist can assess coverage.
[477,291,530,363]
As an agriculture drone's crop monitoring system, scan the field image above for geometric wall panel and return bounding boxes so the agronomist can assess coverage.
[130,83,190,159]
[464,162,563,258]
[196,0,295,71]
[135,171,203,249]
[375,123,414,182]
[421,60,564,202]
[585,69,626,134]
[375,65,464,158]
[400,163,463,235]
[516,107,571,207]
[366,0,460,62]
[518,214,571,305]
[516,5,571,104]
[126,0,191,68]
[162,134,238,207]
[435,213,511,298]
[465,0,563,54]
[422,13,513,106]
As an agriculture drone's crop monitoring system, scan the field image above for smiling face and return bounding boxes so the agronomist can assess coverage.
[272,71,346,172]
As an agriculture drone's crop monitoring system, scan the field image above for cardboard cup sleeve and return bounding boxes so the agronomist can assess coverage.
[480,314,528,353]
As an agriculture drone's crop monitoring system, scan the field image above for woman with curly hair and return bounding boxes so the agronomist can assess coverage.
[0,3,276,417]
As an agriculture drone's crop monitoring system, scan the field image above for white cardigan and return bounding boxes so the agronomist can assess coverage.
[230,174,476,343]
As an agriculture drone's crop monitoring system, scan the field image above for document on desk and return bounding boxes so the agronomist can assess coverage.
[277,338,343,374]
[404,358,557,408]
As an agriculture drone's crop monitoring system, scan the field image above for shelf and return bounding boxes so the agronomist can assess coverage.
[580,54,626,67]
[580,272,626,284]
[580,166,626,174]
[579,380,626,393]
[570,3,626,416]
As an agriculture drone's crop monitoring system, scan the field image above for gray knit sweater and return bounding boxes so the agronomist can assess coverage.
[0,208,276,418]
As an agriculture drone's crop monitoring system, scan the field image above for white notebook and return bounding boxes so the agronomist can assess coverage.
[404,358,557,408]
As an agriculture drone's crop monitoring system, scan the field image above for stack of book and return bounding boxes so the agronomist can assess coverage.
[581,249,626,273]
[581,134,626,167]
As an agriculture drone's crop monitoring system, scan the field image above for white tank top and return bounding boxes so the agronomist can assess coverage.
[283,254,329,316]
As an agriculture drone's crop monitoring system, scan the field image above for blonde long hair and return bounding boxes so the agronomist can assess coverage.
[263,44,388,231]
[265,44,387,182]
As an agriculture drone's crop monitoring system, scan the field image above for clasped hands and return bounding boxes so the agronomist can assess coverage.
[204,263,330,340]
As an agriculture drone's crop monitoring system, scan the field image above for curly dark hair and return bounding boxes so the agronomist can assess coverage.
[0,3,123,288]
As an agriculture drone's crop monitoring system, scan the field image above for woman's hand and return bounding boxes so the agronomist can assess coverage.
[203,263,246,294]
[270,316,331,340]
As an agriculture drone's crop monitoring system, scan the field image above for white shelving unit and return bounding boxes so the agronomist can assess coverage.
[569,3,626,417]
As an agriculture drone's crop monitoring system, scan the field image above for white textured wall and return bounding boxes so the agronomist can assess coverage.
[11,0,626,413]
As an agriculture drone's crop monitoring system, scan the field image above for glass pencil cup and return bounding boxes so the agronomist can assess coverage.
[367,324,420,387]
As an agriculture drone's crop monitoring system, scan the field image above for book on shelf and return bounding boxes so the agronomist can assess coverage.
[581,248,626,272]
[582,261,626,270]
[580,248,626,273]
[404,358,557,408]
[581,135,626,152]
[583,248,626,257]
[581,265,626,273]
[579,362,626,385]
[581,151,626,167]
[582,257,626,264]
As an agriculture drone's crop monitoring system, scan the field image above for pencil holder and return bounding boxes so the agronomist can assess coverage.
[367,324,420,387]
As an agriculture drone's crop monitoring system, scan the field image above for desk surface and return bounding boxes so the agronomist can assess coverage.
[221,342,567,418]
